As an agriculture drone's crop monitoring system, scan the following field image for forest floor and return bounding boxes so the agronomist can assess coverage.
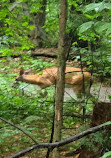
[1,52,111,158]
[0,55,82,158]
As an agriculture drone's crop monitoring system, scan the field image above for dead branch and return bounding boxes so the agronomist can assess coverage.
[64,112,92,119]
[31,48,57,58]
[8,121,111,158]
[0,117,37,144]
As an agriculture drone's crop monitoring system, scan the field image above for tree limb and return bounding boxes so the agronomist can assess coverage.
[0,117,37,144]
[31,48,57,58]
[8,121,111,158]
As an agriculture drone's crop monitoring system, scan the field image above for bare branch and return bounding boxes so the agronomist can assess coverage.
[31,48,57,58]
[0,117,37,144]
[8,121,111,158]
[64,112,92,119]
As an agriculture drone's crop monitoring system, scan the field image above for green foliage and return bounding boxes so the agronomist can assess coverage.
[43,0,59,46]
[0,1,34,54]
[30,3,43,13]
[67,0,87,34]
[30,58,55,70]
[78,21,111,40]
[0,65,54,155]
[75,122,111,153]
[79,21,94,34]
[0,79,53,120]
[1,0,111,156]
[76,127,110,153]
[78,2,111,39]
[0,56,55,123]
[83,2,111,13]
[74,1,111,77]
[78,48,111,77]
[100,151,111,158]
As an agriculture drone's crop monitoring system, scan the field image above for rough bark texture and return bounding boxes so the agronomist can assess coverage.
[30,0,47,48]
[91,102,111,126]
[52,0,67,158]
[78,102,111,158]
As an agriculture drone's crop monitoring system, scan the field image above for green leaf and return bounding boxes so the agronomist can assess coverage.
[39,71,43,75]
[22,22,28,27]
[84,13,100,20]
[78,21,94,34]
[94,22,111,35]
[83,2,111,13]
[28,25,35,30]
[100,151,111,158]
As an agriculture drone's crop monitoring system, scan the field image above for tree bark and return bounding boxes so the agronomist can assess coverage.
[78,102,111,158]
[30,0,47,48]
[52,0,67,158]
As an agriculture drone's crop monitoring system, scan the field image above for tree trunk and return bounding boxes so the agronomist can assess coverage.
[30,0,47,48]
[52,0,67,158]
[78,102,111,158]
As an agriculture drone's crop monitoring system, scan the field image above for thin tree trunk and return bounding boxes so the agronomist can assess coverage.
[52,0,67,158]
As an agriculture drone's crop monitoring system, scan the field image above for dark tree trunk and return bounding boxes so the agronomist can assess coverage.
[78,102,111,158]
[30,0,47,48]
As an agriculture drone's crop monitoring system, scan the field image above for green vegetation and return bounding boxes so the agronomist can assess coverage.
[0,58,54,156]
[0,0,111,157]
[0,57,87,157]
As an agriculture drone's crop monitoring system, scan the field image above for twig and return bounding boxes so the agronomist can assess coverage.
[8,121,111,158]
[0,117,37,144]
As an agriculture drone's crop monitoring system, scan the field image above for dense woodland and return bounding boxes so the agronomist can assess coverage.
[1,0,111,158]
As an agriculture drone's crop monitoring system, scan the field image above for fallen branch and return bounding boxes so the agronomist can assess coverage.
[8,121,111,158]
[64,112,92,119]
[31,48,57,58]
[0,53,21,58]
